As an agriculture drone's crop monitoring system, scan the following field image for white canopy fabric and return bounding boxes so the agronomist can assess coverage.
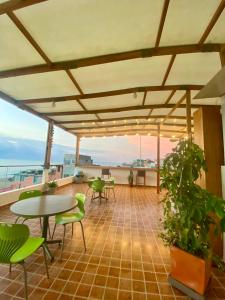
[0,0,225,138]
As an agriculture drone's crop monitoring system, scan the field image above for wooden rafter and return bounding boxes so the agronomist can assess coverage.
[0,0,46,15]
[67,121,192,131]
[72,128,186,135]
[7,12,88,113]
[199,0,225,44]
[161,54,176,86]
[21,84,203,104]
[155,0,170,47]
[7,11,51,64]
[142,91,147,106]
[164,89,176,104]
[43,103,201,116]
[161,93,186,125]
[0,44,221,79]
[186,90,192,139]
[56,115,190,125]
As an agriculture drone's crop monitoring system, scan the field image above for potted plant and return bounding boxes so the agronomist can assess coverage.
[74,170,85,183]
[160,139,225,296]
[46,180,58,194]
[128,170,134,187]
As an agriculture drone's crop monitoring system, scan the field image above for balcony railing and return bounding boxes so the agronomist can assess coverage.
[0,164,65,193]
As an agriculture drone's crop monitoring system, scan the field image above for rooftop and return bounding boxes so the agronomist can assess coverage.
[0,183,225,300]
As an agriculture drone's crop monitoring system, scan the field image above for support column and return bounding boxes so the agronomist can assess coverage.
[220,47,225,261]
[186,90,192,140]
[157,124,160,194]
[42,122,54,184]
[75,136,80,166]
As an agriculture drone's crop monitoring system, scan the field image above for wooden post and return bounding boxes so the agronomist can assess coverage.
[186,90,192,140]
[157,124,160,194]
[75,136,80,166]
[42,121,54,183]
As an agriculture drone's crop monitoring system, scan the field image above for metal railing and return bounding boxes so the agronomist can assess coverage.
[0,164,64,193]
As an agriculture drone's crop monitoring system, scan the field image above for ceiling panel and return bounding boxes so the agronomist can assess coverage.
[145,91,172,105]
[0,71,79,99]
[160,0,220,46]
[0,14,45,71]
[27,100,83,113]
[15,0,164,61]
[98,109,150,119]
[81,93,143,110]
[50,114,98,122]
[206,10,225,43]
[72,56,171,93]
[167,53,221,85]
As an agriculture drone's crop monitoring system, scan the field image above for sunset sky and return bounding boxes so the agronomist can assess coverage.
[0,98,176,164]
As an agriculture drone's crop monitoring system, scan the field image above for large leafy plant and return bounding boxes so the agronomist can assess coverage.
[160,140,225,268]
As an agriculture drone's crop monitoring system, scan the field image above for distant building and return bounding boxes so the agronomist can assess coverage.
[63,154,93,177]
[122,159,155,168]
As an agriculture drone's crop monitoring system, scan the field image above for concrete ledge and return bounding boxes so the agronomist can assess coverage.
[0,176,74,207]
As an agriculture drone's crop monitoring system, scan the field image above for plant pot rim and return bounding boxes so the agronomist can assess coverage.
[171,246,210,263]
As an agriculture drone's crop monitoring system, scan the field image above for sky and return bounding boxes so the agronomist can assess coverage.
[0,98,176,164]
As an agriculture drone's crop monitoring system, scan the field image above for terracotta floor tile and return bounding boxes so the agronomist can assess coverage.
[118,290,132,300]
[43,291,60,300]
[63,281,78,295]
[89,286,105,299]
[103,288,118,300]
[0,184,224,300]
[75,283,91,297]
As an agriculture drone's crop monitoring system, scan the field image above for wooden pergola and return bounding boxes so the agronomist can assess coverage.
[0,0,225,190]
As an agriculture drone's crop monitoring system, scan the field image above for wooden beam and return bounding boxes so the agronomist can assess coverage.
[0,44,221,79]
[0,90,73,135]
[73,128,185,136]
[155,0,170,47]
[0,0,46,15]
[7,11,51,64]
[67,121,192,131]
[44,103,201,117]
[21,84,203,104]
[75,136,80,165]
[43,121,53,169]
[161,93,186,124]
[161,54,176,86]
[164,90,176,104]
[157,124,160,194]
[199,0,225,44]
[220,45,225,66]
[142,91,147,106]
[56,115,190,124]
[65,70,83,95]
[186,90,192,139]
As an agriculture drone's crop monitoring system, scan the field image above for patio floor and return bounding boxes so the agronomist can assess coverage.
[0,184,225,300]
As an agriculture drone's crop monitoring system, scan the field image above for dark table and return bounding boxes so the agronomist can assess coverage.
[10,195,77,261]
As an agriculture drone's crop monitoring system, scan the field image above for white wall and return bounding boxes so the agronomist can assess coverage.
[0,176,74,207]
[78,166,157,186]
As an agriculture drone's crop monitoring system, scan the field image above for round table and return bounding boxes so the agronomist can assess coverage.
[11,195,77,261]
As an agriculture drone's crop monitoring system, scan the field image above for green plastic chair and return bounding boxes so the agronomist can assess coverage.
[91,178,107,204]
[104,177,116,200]
[15,190,43,225]
[0,223,49,300]
[51,193,86,260]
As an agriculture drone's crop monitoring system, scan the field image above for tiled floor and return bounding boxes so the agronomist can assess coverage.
[0,184,225,299]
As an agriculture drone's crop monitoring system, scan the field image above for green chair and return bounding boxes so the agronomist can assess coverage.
[91,178,107,204]
[0,223,49,300]
[104,177,116,200]
[51,193,86,260]
[15,190,43,225]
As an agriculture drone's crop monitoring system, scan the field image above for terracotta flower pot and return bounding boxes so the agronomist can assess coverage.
[170,246,211,295]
